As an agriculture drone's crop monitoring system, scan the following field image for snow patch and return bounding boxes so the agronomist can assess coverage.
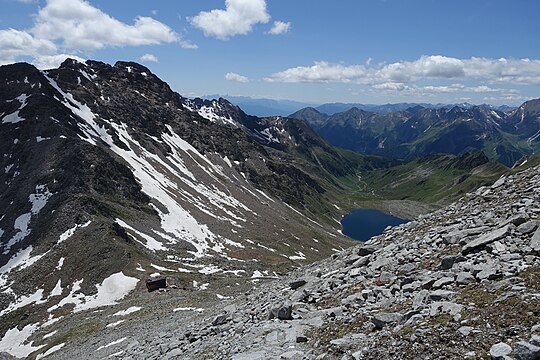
[259,128,280,143]
[150,264,175,272]
[113,306,141,316]
[4,213,32,253]
[115,219,167,252]
[106,320,125,328]
[42,330,57,340]
[48,272,138,313]
[56,257,64,270]
[58,221,91,244]
[50,279,62,297]
[36,343,65,359]
[0,288,45,316]
[173,307,204,312]
[97,337,127,351]
[288,251,307,261]
[0,323,44,358]
[29,185,53,215]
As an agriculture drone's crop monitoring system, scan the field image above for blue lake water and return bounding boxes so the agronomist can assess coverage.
[341,208,407,241]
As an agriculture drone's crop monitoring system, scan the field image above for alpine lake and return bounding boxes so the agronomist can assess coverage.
[341,208,408,241]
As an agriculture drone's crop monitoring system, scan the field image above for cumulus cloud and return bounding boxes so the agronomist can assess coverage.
[266,56,540,85]
[32,0,180,50]
[265,61,366,83]
[140,53,159,63]
[190,0,270,40]
[0,0,196,67]
[0,29,56,63]
[268,21,291,35]
[225,72,249,83]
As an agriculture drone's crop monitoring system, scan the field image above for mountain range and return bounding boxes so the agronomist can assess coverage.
[289,101,540,167]
[0,59,538,359]
[201,95,516,117]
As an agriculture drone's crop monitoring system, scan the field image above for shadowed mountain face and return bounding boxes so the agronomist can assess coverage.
[290,101,540,167]
[2,59,393,343]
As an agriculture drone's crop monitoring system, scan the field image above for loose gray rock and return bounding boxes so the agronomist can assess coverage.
[439,255,466,270]
[457,326,473,336]
[531,228,540,252]
[531,335,540,347]
[268,302,293,320]
[456,272,476,285]
[490,342,513,359]
[371,312,404,330]
[289,280,307,290]
[212,314,228,326]
[357,246,376,256]
[462,225,510,255]
[514,341,540,360]
[517,220,539,234]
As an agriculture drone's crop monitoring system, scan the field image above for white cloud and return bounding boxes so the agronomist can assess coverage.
[0,29,56,63]
[32,0,180,50]
[33,54,86,70]
[179,40,198,49]
[266,56,540,86]
[268,21,291,35]
[372,82,407,91]
[265,61,366,83]
[0,0,196,67]
[140,53,159,63]
[225,72,249,83]
[190,0,270,40]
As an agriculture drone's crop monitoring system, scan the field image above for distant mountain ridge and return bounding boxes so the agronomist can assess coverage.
[289,100,540,167]
[314,102,515,115]
[201,95,515,117]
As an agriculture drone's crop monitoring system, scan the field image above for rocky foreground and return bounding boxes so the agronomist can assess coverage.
[54,164,540,360]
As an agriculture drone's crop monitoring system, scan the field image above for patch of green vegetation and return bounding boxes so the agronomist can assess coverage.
[458,286,496,306]
[432,314,453,325]
[307,315,368,345]
[518,266,540,291]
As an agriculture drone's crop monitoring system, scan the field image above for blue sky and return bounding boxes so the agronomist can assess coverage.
[1,0,539,105]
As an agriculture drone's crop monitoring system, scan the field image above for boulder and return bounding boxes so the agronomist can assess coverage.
[462,225,510,255]
[289,280,307,290]
[357,246,376,256]
[514,341,540,360]
[429,290,455,301]
[371,312,404,330]
[490,342,512,359]
[212,314,228,326]
[531,228,540,252]
[456,272,476,285]
[269,302,293,320]
[517,220,539,235]
[439,255,466,270]
[432,276,455,289]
